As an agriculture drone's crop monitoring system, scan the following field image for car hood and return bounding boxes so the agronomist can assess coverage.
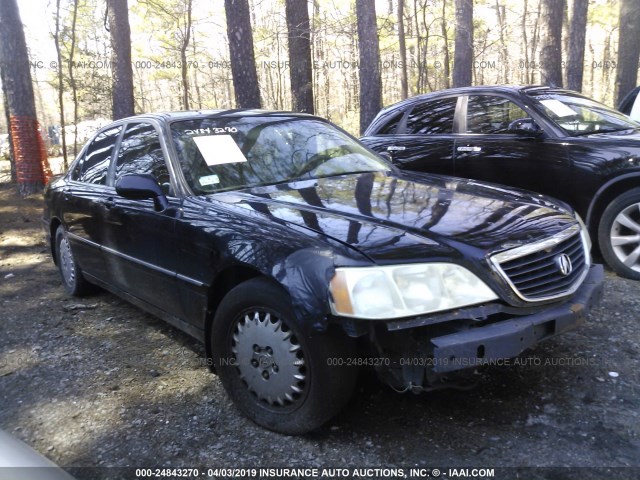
[206,172,577,264]
[579,128,640,141]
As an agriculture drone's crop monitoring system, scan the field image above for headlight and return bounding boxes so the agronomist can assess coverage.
[329,263,498,319]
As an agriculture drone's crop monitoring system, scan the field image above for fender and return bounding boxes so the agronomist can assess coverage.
[586,171,640,228]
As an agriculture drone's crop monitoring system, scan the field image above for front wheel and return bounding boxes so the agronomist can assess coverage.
[211,277,356,435]
[598,188,640,280]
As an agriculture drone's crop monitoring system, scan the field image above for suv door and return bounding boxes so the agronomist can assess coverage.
[63,125,122,277]
[454,94,570,198]
[102,122,184,317]
[364,96,459,175]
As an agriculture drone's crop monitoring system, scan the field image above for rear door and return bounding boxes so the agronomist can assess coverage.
[364,96,459,175]
[101,122,184,317]
[62,125,122,277]
[453,94,570,197]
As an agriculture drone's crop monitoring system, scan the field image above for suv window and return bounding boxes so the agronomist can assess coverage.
[466,96,529,134]
[115,123,171,193]
[74,125,122,184]
[376,111,404,135]
[405,97,457,134]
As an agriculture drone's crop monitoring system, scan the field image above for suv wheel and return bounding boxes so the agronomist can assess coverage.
[211,277,356,435]
[598,188,640,280]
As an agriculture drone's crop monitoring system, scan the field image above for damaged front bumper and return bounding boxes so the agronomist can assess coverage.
[368,264,604,390]
[430,264,603,373]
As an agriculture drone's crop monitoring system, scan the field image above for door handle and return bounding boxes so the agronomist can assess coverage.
[387,145,406,152]
[457,146,482,153]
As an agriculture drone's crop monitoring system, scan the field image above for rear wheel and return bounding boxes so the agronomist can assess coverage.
[598,188,640,280]
[55,226,94,296]
[211,277,356,435]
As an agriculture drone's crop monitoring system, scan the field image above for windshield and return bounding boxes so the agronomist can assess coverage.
[529,92,640,136]
[171,116,390,194]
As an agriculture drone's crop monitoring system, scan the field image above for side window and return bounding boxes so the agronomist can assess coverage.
[76,125,122,184]
[115,123,171,194]
[405,97,457,134]
[376,111,404,135]
[466,96,529,134]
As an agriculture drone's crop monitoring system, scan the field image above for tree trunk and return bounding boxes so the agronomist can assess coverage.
[615,0,640,105]
[452,0,473,87]
[398,0,408,99]
[285,0,314,113]
[1,66,17,182]
[539,0,563,87]
[440,0,451,89]
[356,0,382,134]
[180,0,193,110]
[567,0,588,92]
[69,0,79,156]
[54,0,68,168]
[225,0,261,109]
[0,0,51,195]
[106,0,135,119]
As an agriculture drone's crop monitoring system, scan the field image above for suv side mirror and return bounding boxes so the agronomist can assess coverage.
[508,118,542,136]
[115,173,169,211]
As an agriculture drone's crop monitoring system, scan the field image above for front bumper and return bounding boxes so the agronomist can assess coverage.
[429,263,603,373]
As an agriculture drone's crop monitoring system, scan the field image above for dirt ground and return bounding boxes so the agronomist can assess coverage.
[1,170,639,480]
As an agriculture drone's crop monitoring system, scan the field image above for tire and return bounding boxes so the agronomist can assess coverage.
[55,226,94,296]
[598,188,640,280]
[211,277,357,435]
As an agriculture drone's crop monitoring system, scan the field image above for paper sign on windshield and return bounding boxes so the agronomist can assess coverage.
[193,135,247,166]
[540,99,577,118]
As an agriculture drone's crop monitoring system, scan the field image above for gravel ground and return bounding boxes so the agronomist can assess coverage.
[0,179,639,480]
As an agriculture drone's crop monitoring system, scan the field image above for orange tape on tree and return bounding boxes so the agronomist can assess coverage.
[9,115,52,184]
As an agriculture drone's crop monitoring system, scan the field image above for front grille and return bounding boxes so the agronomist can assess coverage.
[490,225,589,302]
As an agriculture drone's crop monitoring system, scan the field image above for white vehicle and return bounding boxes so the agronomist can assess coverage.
[0,429,75,480]
[619,86,640,122]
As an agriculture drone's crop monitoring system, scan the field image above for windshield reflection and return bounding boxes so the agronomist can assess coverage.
[171,116,389,194]
[530,93,640,136]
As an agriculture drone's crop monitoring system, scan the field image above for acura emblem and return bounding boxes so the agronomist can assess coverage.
[555,254,573,276]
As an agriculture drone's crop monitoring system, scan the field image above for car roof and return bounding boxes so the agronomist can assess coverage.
[113,109,317,124]
[377,85,583,113]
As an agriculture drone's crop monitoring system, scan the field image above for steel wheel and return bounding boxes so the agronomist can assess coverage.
[231,310,306,407]
[55,226,93,296]
[211,277,357,435]
[59,233,78,289]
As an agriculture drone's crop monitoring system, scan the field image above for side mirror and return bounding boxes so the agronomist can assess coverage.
[115,173,169,211]
[508,118,542,136]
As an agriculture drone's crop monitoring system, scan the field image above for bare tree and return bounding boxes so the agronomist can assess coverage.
[539,0,563,87]
[567,0,588,92]
[356,0,382,134]
[440,0,451,88]
[285,0,314,113]
[0,0,51,195]
[452,0,473,87]
[180,0,193,110]
[398,0,408,98]
[615,0,640,105]
[53,0,69,167]
[1,66,16,182]
[225,0,261,108]
[68,0,79,155]
[106,0,135,119]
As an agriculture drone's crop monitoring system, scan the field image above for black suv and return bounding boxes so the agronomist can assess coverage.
[361,86,640,280]
[44,111,602,434]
